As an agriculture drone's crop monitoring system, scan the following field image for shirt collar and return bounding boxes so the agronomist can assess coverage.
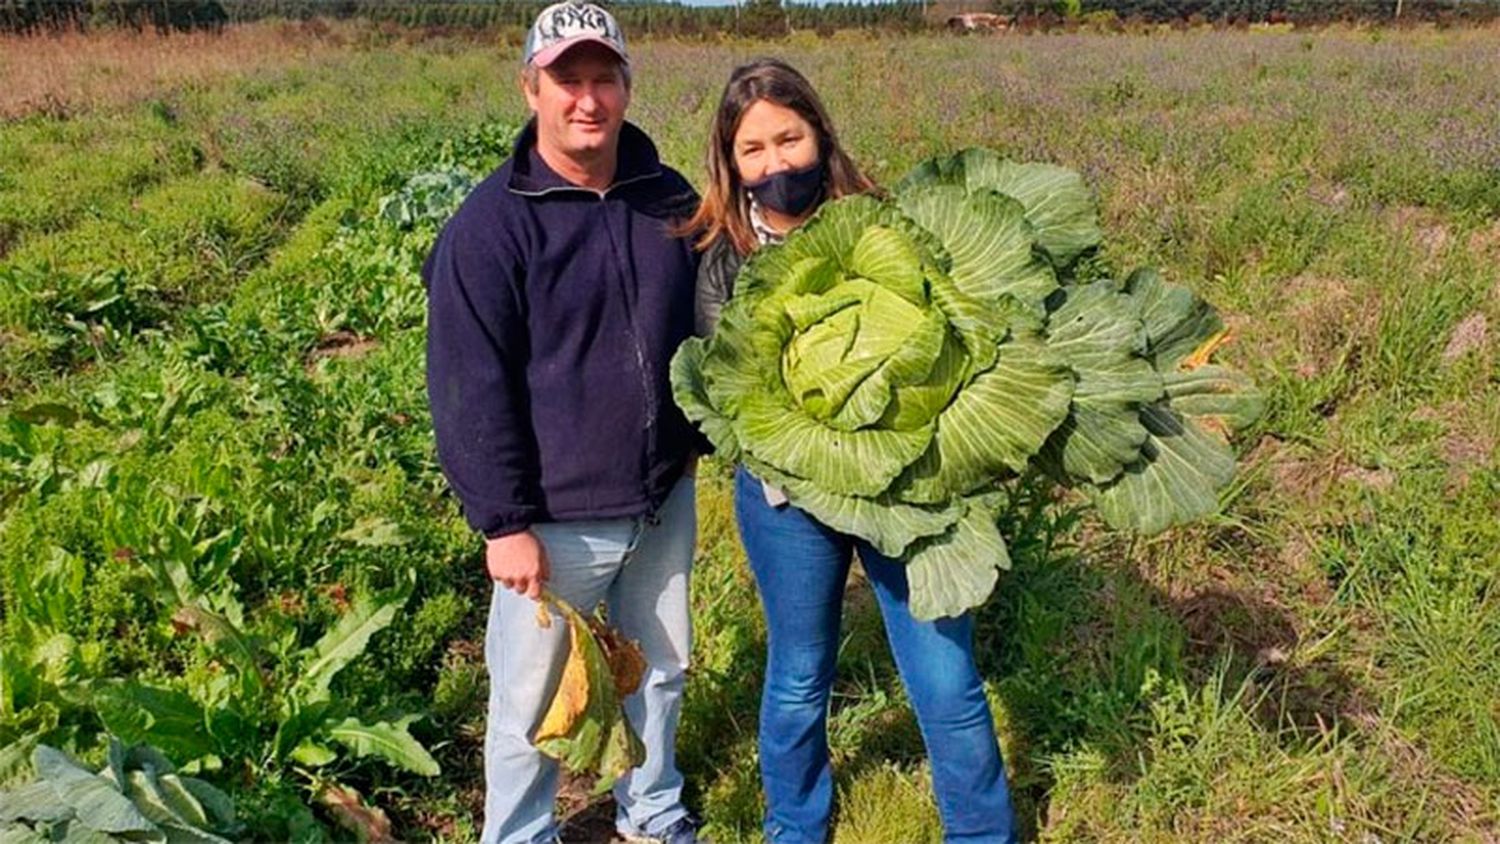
[748,197,785,246]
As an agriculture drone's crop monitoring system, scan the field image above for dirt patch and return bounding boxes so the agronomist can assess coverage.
[1278,532,1335,605]
[1386,205,1452,262]
[406,803,464,841]
[1412,400,1497,488]
[1164,575,1362,735]
[1280,274,1378,380]
[558,782,626,843]
[1099,164,1194,237]
[307,330,379,367]
[1249,436,1343,512]
[1306,180,1352,210]
[1208,104,1255,131]
[1272,456,1339,504]
[1441,312,1490,365]
[1175,586,1298,664]
[1441,430,1494,471]
[1466,220,1500,261]
[1348,710,1500,841]
[1338,465,1396,491]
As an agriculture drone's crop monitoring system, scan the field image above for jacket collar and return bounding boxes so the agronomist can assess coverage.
[507,118,663,196]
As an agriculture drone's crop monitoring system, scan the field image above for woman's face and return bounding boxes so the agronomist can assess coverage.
[732,98,820,184]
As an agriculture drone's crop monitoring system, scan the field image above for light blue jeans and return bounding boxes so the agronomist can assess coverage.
[480,476,696,844]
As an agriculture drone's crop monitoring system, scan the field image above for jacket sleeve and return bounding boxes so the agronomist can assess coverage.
[694,238,740,338]
[686,239,739,458]
[424,218,541,538]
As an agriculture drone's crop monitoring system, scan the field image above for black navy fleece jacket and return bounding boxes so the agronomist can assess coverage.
[423,120,701,538]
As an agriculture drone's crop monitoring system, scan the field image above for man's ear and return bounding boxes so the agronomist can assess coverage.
[519,69,540,111]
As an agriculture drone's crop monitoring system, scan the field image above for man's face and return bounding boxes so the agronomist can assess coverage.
[524,43,630,162]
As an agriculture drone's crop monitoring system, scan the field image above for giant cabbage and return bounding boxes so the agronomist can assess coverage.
[671,148,1263,620]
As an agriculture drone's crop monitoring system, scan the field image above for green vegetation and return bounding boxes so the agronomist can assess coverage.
[0,44,521,394]
[1,27,1497,841]
[0,740,242,842]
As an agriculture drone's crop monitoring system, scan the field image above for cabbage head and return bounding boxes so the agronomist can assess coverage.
[672,149,1262,620]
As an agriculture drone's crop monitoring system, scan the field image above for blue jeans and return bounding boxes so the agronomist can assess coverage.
[735,466,1017,844]
[480,476,696,844]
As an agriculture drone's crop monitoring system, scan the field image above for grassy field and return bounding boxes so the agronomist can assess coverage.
[1,22,1497,842]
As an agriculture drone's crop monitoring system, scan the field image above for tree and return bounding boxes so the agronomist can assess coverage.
[741,0,788,36]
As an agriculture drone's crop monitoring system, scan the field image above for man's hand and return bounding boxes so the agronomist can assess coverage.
[486,530,550,600]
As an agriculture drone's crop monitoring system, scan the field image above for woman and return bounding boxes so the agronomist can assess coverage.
[682,58,1019,844]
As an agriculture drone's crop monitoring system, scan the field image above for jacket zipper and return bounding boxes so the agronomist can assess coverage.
[596,190,659,493]
[513,171,665,495]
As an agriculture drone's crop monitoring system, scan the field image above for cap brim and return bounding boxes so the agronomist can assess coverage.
[530,35,627,68]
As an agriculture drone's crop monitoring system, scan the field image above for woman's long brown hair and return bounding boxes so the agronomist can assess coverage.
[680,58,878,256]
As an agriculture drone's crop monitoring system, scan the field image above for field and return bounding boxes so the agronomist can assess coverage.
[1,20,1498,842]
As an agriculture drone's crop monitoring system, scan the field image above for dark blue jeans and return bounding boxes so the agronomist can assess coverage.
[734,466,1018,844]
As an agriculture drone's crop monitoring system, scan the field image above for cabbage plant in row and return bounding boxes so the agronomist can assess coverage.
[673,149,1263,620]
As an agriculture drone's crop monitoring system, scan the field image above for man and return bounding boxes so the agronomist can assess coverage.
[422,4,704,842]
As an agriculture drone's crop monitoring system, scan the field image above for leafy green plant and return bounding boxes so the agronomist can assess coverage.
[0,740,241,842]
[0,415,67,508]
[377,168,477,230]
[0,629,91,786]
[0,404,113,508]
[1,264,164,360]
[375,121,515,232]
[673,148,1263,619]
[87,567,439,839]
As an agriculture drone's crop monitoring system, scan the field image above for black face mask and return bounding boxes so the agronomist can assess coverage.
[744,159,827,218]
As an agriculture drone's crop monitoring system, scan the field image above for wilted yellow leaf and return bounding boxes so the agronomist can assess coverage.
[531,592,646,787]
[317,783,395,844]
[591,616,646,698]
[534,610,590,742]
[1180,329,1230,370]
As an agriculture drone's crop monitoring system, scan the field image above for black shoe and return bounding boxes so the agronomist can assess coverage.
[619,813,709,844]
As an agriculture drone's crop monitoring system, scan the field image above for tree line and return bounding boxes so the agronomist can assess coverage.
[2,0,1496,35]
[1001,0,1500,23]
[0,0,918,36]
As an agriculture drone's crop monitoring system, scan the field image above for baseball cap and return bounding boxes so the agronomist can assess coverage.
[523,2,628,69]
